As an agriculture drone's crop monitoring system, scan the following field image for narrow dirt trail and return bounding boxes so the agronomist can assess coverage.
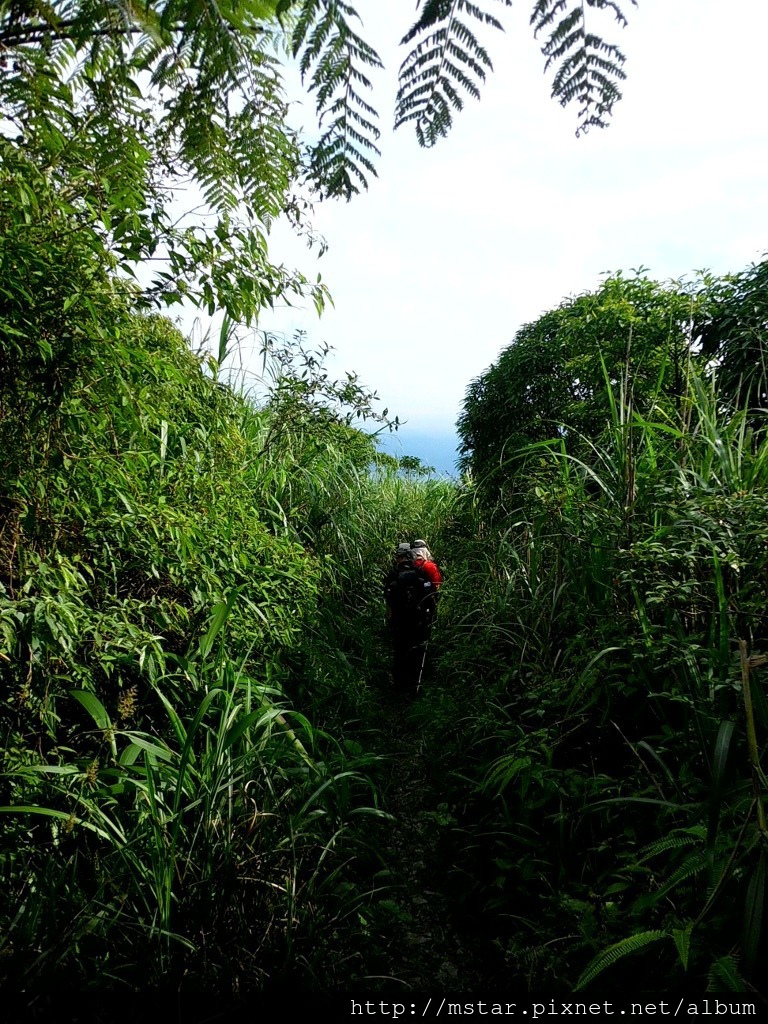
[365,688,496,992]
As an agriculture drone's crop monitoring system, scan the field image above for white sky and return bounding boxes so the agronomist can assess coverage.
[213,0,768,441]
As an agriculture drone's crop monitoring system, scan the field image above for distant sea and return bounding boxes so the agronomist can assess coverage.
[374,428,461,479]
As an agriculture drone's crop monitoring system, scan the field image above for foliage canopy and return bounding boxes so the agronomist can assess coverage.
[457,270,702,492]
[0,1,638,326]
[699,260,768,418]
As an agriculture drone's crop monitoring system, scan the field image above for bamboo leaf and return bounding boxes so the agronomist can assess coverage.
[199,589,242,660]
[71,689,117,758]
[707,720,735,870]
[71,689,111,732]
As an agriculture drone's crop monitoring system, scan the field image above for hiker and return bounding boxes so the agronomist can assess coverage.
[383,543,436,694]
[411,539,443,591]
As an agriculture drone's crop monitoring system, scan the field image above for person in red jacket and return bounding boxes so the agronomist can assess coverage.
[384,543,436,694]
[411,540,442,591]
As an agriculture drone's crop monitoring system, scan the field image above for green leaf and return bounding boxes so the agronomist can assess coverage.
[71,690,111,731]
[707,720,734,869]
[71,690,117,758]
[707,955,746,993]
[199,589,242,660]
[672,923,693,970]
[0,805,113,841]
[576,930,667,990]
[742,851,766,972]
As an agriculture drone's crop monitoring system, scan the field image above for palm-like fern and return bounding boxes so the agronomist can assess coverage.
[1,3,299,215]
[0,2,321,318]
[287,0,382,200]
[2,1,638,203]
[395,0,513,147]
[531,0,637,136]
[394,1,634,148]
[1,0,639,297]
[708,955,746,992]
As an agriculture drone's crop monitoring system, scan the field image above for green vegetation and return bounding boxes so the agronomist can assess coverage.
[5,193,768,994]
[457,271,701,501]
[1,1,635,213]
[3,0,768,1007]
[448,265,768,992]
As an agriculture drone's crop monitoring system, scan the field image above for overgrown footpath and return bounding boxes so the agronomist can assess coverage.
[3,201,768,1001]
[356,680,505,992]
[0,213,464,998]
[4,3,768,1004]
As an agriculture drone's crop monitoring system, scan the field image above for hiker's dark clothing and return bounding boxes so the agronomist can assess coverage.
[390,624,428,694]
[384,560,436,694]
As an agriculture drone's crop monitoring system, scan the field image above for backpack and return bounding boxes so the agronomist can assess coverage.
[386,562,436,621]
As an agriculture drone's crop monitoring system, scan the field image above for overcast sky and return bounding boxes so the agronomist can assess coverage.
[206,0,768,465]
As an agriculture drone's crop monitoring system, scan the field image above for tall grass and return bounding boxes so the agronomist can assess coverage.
[426,373,768,991]
[0,300,416,994]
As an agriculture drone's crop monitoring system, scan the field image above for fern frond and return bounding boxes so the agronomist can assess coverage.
[482,754,532,795]
[395,0,512,148]
[290,0,382,199]
[530,0,636,136]
[650,851,708,904]
[576,930,668,990]
[707,954,745,993]
[530,0,568,35]
[635,825,706,864]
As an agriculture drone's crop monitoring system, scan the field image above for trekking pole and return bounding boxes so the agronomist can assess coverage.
[415,640,428,695]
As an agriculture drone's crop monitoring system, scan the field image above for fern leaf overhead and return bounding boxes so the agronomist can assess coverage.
[287,0,383,200]
[531,0,637,136]
[395,0,513,148]
[1,0,639,255]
